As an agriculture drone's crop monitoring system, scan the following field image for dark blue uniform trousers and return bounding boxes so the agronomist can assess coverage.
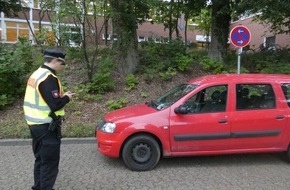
[29,124,60,190]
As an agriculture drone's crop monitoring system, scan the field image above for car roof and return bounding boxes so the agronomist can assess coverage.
[187,74,290,85]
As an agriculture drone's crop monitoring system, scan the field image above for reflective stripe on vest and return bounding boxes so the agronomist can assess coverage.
[23,67,65,125]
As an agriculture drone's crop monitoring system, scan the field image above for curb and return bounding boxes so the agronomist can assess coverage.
[0,137,96,146]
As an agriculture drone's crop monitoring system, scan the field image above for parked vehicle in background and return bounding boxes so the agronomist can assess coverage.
[96,74,290,171]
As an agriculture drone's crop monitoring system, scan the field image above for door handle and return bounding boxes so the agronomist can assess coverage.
[218,119,228,123]
[276,115,285,119]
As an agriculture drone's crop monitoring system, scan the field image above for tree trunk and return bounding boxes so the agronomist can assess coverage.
[103,0,109,46]
[208,0,231,63]
[169,0,174,41]
[184,15,188,50]
[110,0,139,75]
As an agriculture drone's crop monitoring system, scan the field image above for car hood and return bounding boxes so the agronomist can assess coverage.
[104,103,157,122]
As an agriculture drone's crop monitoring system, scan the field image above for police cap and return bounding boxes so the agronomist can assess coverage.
[43,49,66,65]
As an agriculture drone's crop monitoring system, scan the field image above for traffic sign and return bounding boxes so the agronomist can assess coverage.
[230,25,251,48]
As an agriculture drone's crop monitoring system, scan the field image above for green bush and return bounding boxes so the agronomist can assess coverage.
[0,94,12,107]
[138,39,197,83]
[0,40,35,109]
[142,68,157,83]
[260,51,290,74]
[86,56,115,94]
[199,56,225,74]
[66,47,83,62]
[140,92,148,98]
[125,74,139,91]
[106,97,128,111]
[139,42,166,74]
[159,67,177,81]
[173,53,193,72]
[240,50,290,73]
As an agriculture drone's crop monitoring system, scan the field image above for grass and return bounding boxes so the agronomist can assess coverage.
[0,117,30,139]
[0,118,96,139]
[0,100,98,139]
[0,116,96,139]
[62,122,96,138]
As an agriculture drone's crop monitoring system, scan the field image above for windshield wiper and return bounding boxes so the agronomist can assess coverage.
[145,100,158,109]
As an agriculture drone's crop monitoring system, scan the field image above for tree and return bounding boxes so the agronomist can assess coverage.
[236,0,290,34]
[109,0,150,75]
[149,0,176,41]
[20,0,52,45]
[183,0,207,47]
[194,8,211,49]
[0,0,22,17]
[208,0,231,63]
[102,0,111,46]
[52,0,105,81]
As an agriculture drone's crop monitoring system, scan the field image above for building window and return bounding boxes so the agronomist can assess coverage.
[6,21,29,43]
[21,0,29,7]
[265,36,276,49]
[148,37,153,42]
[154,37,161,43]
[138,36,146,42]
[112,34,117,41]
[60,26,81,47]
[102,33,111,40]
[34,0,40,9]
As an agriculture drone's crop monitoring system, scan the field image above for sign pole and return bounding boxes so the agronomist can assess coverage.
[237,47,242,74]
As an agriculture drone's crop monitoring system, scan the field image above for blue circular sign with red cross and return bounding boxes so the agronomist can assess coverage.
[230,25,251,48]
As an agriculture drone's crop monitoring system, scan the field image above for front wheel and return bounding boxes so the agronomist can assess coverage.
[286,145,290,162]
[122,134,161,171]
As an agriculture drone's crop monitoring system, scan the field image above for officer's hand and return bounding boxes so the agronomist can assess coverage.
[64,91,76,100]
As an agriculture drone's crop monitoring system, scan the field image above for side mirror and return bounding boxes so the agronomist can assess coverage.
[174,105,189,114]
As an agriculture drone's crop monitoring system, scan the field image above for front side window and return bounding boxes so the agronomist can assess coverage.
[147,84,197,110]
[183,85,228,114]
[236,84,275,110]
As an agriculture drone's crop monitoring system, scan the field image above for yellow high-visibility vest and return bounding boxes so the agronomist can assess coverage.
[23,67,65,125]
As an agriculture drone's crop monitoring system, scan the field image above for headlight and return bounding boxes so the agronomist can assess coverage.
[99,122,116,133]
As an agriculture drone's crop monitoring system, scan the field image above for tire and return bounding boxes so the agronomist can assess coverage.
[286,145,290,162]
[122,134,161,171]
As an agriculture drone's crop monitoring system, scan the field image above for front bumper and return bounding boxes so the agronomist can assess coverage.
[96,130,126,158]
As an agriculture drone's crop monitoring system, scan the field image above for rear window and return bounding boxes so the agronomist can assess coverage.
[236,84,275,110]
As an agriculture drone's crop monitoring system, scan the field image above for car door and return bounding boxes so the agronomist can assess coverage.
[169,85,231,153]
[229,83,287,149]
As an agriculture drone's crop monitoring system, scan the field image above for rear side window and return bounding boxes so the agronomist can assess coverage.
[236,84,275,110]
[281,84,290,107]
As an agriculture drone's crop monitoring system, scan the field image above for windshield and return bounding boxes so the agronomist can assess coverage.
[146,84,197,110]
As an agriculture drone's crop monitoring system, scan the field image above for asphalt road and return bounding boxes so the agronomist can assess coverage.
[1,138,290,190]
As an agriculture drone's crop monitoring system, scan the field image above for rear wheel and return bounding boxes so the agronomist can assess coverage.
[122,134,161,171]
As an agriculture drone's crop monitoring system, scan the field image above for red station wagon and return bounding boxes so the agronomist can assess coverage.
[96,74,290,171]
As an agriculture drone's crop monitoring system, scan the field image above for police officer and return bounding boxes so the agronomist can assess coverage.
[23,48,75,190]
